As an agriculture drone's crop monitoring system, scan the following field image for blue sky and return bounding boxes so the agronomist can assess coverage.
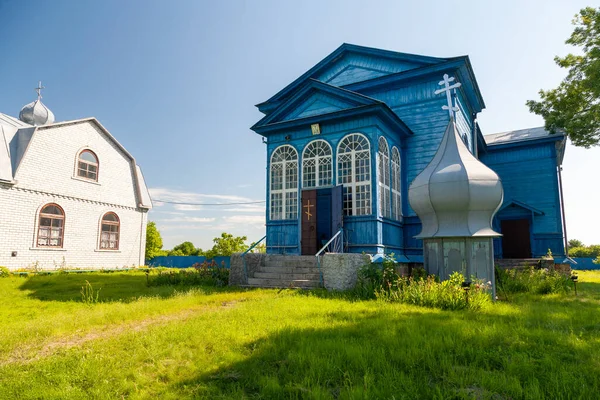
[1,0,598,249]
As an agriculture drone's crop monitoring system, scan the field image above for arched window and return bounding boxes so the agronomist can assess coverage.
[378,137,391,218]
[77,149,99,181]
[37,204,65,247]
[337,133,371,216]
[302,140,332,188]
[270,145,298,220]
[391,147,402,221]
[100,212,120,250]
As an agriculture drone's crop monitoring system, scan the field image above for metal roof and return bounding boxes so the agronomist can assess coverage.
[484,127,564,145]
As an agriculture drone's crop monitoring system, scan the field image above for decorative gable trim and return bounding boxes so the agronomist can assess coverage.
[256,43,448,114]
[499,199,545,216]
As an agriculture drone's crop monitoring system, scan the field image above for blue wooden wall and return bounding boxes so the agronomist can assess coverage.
[480,142,565,257]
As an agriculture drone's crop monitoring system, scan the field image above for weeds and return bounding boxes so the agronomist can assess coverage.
[80,280,101,304]
[496,266,572,295]
[147,263,229,287]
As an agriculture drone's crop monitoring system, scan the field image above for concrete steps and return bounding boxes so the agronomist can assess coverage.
[245,255,322,289]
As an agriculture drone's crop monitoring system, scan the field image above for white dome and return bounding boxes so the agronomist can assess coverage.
[19,99,55,126]
[408,119,503,238]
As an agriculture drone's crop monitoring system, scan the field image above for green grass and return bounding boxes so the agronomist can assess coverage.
[0,270,599,399]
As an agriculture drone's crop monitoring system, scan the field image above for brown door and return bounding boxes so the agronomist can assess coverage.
[301,190,318,255]
[501,219,531,258]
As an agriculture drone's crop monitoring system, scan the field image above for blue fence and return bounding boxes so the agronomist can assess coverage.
[571,258,599,270]
[147,256,230,269]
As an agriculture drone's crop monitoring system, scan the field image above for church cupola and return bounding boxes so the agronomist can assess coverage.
[408,74,504,298]
[19,81,55,126]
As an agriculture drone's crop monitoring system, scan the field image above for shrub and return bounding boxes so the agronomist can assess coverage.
[0,266,10,278]
[569,245,600,258]
[495,267,572,295]
[353,260,491,311]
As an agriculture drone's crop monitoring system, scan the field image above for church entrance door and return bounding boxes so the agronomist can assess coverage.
[501,219,531,258]
[301,186,343,255]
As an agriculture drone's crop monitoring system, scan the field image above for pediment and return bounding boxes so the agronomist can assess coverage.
[253,80,382,128]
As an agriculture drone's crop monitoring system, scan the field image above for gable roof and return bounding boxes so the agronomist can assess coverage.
[1,117,152,209]
[485,127,565,146]
[256,43,449,114]
[251,79,413,136]
[498,199,545,216]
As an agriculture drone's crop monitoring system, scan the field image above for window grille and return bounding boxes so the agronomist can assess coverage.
[391,146,402,221]
[337,133,371,216]
[270,145,298,220]
[378,137,391,218]
[302,140,332,188]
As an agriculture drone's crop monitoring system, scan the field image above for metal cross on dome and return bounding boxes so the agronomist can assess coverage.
[35,81,45,100]
[434,74,461,118]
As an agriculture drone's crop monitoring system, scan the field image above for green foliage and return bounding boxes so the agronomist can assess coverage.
[148,263,229,287]
[568,238,583,248]
[167,241,202,256]
[0,271,600,398]
[80,280,101,304]
[145,222,167,260]
[526,7,600,147]
[204,232,249,259]
[0,266,10,278]
[594,255,600,264]
[354,260,491,310]
[569,244,600,258]
[496,267,572,295]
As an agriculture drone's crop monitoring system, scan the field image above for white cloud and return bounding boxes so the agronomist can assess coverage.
[149,187,259,204]
[160,217,216,223]
[223,215,265,225]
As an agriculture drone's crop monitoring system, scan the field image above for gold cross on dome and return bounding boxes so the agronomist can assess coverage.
[304,200,314,220]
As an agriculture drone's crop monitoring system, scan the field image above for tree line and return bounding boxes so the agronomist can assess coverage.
[145,222,265,261]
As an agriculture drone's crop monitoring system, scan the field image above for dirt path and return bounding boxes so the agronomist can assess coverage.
[1,300,240,367]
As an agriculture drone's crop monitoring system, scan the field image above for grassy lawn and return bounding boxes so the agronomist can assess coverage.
[0,271,599,399]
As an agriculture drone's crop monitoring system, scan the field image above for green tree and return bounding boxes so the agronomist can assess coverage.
[568,239,584,249]
[168,241,202,256]
[526,7,600,148]
[145,221,167,261]
[204,233,249,259]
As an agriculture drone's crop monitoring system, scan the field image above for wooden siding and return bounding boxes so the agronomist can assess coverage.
[281,92,360,122]
[481,142,565,257]
[317,53,425,87]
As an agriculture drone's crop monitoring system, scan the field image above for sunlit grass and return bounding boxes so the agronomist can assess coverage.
[0,270,599,399]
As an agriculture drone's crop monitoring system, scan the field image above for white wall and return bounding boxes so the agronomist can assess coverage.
[0,120,148,270]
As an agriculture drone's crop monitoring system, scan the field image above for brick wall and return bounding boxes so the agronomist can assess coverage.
[0,120,148,270]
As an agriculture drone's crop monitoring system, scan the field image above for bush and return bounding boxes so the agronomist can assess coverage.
[569,245,600,258]
[495,267,572,295]
[0,266,10,278]
[147,261,229,287]
[353,260,491,311]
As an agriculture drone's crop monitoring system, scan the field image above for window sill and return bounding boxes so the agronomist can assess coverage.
[29,247,67,251]
[71,176,101,186]
[94,249,121,253]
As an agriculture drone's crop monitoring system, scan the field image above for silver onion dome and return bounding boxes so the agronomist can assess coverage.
[408,119,504,238]
[19,82,55,126]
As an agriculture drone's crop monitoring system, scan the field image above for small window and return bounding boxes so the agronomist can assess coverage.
[37,204,65,247]
[77,150,99,181]
[100,212,120,250]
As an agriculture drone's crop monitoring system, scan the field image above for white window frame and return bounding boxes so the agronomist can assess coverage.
[337,133,371,216]
[378,137,391,219]
[302,139,333,188]
[391,146,402,221]
[270,145,298,220]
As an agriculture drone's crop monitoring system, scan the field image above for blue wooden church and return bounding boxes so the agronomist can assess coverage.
[251,44,567,260]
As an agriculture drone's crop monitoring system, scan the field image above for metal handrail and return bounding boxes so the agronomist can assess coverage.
[315,228,344,286]
[241,235,266,282]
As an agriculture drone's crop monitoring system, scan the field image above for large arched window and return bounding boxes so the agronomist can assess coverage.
[391,147,402,221]
[302,140,332,188]
[37,204,65,247]
[270,145,298,220]
[77,149,99,181]
[337,133,371,216]
[378,137,391,218]
[100,212,120,250]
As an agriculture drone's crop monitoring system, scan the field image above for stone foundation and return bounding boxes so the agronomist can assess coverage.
[229,253,267,286]
[321,253,371,291]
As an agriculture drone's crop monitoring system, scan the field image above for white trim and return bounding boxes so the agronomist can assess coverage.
[302,139,333,188]
[377,137,391,218]
[270,145,298,220]
[391,146,402,221]
[336,133,371,216]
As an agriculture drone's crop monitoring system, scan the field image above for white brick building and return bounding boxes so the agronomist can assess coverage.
[0,90,152,270]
